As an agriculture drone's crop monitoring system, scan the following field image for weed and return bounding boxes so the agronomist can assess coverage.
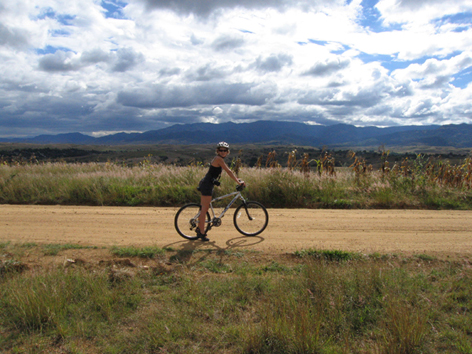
[42,243,97,256]
[294,248,358,261]
[110,245,166,258]
[415,254,437,262]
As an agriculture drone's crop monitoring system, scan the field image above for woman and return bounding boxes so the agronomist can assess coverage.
[196,142,245,241]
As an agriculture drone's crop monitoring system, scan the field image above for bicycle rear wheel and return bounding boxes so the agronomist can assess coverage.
[233,201,269,236]
[174,203,210,240]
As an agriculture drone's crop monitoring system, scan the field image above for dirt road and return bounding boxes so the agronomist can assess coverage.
[1,205,472,259]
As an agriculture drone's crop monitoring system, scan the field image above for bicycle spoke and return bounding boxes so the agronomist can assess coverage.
[233,201,268,236]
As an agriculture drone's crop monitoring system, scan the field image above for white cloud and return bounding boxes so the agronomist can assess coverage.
[0,0,471,137]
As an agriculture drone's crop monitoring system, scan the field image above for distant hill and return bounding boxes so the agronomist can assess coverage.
[1,121,471,148]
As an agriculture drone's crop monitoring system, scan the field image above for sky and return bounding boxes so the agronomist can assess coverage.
[1,0,472,138]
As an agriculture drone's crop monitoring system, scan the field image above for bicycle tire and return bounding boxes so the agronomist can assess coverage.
[233,201,269,236]
[174,203,210,240]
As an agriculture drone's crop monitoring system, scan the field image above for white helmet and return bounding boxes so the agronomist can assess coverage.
[216,141,230,149]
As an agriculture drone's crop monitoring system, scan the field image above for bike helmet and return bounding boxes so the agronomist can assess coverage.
[216,141,230,149]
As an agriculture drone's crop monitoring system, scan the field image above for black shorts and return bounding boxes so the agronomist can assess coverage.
[197,178,214,196]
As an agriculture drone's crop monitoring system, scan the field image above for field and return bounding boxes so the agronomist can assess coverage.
[1,145,472,353]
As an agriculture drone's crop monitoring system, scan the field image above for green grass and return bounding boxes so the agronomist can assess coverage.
[42,243,98,256]
[0,241,11,249]
[1,243,472,353]
[294,248,359,261]
[110,245,166,258]
[1,160,472,209]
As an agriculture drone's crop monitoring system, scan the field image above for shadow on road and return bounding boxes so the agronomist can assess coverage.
[162,235,265,265]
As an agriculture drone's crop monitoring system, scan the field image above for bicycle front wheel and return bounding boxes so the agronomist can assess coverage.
[233,201,269,236]
[174,203,210,240]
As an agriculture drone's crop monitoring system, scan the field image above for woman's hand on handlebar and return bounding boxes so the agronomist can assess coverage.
[236,180,246,191]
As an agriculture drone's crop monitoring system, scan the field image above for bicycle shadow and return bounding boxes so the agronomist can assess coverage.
[162,235,265,265]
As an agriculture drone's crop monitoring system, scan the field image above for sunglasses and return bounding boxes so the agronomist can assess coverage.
[218,149,229,153]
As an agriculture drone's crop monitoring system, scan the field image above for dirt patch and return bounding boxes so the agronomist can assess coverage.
[1,205,472,267]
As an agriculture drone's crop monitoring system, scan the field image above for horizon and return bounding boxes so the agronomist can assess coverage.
[1,119,468,141]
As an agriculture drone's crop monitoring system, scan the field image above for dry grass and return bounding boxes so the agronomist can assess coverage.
[1,243,471,353]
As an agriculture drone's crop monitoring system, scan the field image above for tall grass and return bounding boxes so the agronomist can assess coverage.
[1,156,472,208]
[1,267,142,333]
[1,245,471,353]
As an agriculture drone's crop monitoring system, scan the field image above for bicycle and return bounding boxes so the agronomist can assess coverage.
[174,185,269,240]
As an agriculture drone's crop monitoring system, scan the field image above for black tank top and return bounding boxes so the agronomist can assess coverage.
[204,164,222,181]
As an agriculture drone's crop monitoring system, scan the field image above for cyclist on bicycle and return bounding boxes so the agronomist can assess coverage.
[196,142,245,241]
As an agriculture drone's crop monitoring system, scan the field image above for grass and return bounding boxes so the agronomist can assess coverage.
[42,243,99,256]
[110,245,166,258]
[1,243,471,353]
[1,153,472,209]
[294,248,359,261]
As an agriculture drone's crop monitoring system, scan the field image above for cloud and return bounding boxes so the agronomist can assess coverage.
[392,52,472,89]
[184,64,228,81]
[1,0,472,138]
[38,50,78,72]
[0,24,29,49]
[211,35,245,51]
[37,47,145,73]
[137,0,328,18]
[376,0,472,26]
[117,82,273,109]
[253,53,293,73]
[302,57,351,77]
[111,47,145,72]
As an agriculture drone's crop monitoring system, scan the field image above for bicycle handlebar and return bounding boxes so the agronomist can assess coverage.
[236,184,246,191]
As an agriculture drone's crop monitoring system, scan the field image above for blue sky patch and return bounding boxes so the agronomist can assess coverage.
[57,14,76,25]
[36,45,73,55]
[358,0,403,32]
[434,12,472,27]
[36,8,75,25]
[452,67,472,89]
[36,7,55,20]
[50,29,70,37]
[101,0,128,19]
[358,51,465,74]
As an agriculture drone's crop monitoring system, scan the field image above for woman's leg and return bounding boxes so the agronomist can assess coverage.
[199,195,212,235]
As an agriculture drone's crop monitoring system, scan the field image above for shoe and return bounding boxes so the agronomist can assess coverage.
[196,228,209,242]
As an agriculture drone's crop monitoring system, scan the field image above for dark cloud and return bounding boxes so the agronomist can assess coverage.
[159,67,181,77]
[28,95,95,116]
[80,48,112,64]
[0,90,160,136]
[184,64,228,81]
[38,50,78,72]
[397,0,451,10]
[138,0,307,17]
[419,75,451,89]
[302,58,351,77]
[254,53,293,73]
[298,85,386,108]
[37,47,144,73]
[111,48,145,72]
[0,24,29,49]
[117,82,272,108]
[211,35,245,51]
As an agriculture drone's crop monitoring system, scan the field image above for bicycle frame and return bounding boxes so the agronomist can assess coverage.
[208,190,247,222]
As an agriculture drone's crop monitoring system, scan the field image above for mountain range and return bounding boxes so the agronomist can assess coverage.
[2,121,472,148]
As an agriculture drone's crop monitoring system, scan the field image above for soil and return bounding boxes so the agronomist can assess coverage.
[1,205,472,267]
